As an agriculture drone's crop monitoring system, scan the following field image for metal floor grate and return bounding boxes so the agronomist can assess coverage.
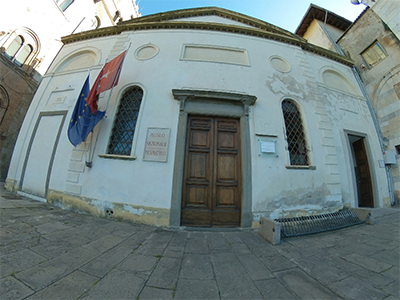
[275,210,369,238]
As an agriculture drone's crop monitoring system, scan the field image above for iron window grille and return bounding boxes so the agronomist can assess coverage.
[282,99,309,165]
[107,87,143,156]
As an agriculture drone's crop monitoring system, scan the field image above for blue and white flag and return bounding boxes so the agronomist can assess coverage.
[67,76,105,147]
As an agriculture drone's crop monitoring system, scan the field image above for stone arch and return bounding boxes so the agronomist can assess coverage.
[54,47,101,73]
[321,69,357,95]
[372,64,400,108]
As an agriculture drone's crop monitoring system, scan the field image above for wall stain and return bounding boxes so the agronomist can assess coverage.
[47,189,170,227]
[253,184,343,220]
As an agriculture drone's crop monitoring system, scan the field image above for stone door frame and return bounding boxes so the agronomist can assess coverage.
[170,89,257,228]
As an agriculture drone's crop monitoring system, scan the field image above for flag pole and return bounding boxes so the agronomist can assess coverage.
[84,69,93,168]
[87,45,131,166]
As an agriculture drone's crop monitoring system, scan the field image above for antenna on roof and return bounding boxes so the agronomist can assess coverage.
[350,0,369,5]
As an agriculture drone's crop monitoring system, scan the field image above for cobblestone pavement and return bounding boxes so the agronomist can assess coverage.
[1,184,399,300]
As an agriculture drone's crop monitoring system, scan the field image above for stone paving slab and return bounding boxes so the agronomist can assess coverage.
[25,270,99,300]
[1,184,399,300]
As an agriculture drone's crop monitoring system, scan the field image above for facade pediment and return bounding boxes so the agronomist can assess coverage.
[165,15,257,29]
[121,7,295,37]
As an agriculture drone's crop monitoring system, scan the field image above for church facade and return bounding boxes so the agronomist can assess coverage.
[5,7,391,228]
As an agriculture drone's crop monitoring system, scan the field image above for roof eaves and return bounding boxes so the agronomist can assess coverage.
[295,4,352,37]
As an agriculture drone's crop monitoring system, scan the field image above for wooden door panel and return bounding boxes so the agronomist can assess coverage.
[218,132,236,149]
[188,153,210,179]
[217,154,238,181]
[212,211,240,226]
[216,187,237,206]
[181,210,212,226]
[186,185,209,206]
[190,118,211,128]
[182,116,241,227]
[217,119,237,129]
[190,130,210,148]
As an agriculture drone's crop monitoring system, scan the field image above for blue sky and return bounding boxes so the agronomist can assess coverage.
[138,0,366,33]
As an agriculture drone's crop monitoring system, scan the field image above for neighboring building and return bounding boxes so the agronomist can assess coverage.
[295,5,352,53]
[354,0,400,39]
[338,4,400,204]
[1,0,141,75]
[0,54,40,181]
[0,0,140,181]
[5,7,391,228]
[296,1,399,205]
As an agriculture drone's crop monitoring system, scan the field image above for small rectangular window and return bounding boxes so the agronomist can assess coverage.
[361,41,387,67]
[395,145,400,155]
[56,0,74,12]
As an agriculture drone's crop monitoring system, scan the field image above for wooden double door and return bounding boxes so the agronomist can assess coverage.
[181,116,241,227]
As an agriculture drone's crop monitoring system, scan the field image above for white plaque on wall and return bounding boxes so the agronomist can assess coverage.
[261,141,276,153]
[143,128,170,162]
[258,139,278,156]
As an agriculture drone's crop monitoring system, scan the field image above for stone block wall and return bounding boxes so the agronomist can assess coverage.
[0,54,41,181]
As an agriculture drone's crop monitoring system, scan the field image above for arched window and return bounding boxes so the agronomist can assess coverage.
[282,99,309,166]
[5,36,23,58]
[4,35,33,65]
[107,86,143,156]
[15,44,33,66]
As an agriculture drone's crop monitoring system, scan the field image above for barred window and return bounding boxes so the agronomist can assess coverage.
[282,99,309,165]
[107,86,143,156]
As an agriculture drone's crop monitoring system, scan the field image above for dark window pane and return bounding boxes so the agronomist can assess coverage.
[58,0,74,11]
[107,87,143,155]
[282,100,309,165]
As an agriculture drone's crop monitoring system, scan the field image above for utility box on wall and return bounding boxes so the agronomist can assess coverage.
[383,151,397,165]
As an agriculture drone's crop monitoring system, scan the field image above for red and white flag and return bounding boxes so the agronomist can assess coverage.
[87,50,127,113]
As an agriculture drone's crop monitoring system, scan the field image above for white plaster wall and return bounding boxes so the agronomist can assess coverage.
[7,26,388,221]
[7,37,118,191]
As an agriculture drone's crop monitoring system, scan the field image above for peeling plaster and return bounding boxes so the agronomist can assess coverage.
[265,73,310,100]
[123,205,146,216]
[253,184,343,220]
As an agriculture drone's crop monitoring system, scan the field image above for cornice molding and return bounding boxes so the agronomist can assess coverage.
[119,7,297,39]
[172,89,257,116]
[61,7,354,67]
